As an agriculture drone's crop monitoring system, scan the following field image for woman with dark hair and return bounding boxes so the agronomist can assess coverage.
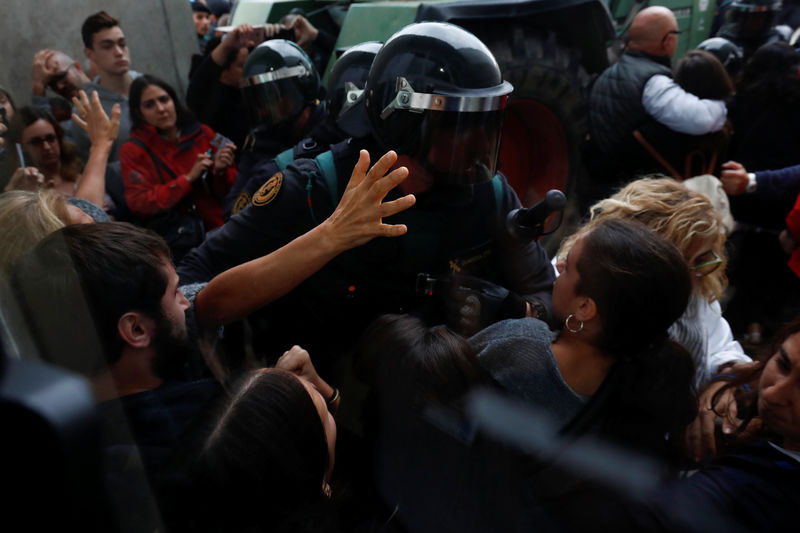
[5,92,119,212]
[554,178,753,462]
[7,106,83,196]
[472,218,697,459]
[120,74,236,258]
[357,314,492,407]
[176,346,338,533]
[637,48,735,179]
[355,314,507,533]
[675,49,735,101]
[543,318,800,532]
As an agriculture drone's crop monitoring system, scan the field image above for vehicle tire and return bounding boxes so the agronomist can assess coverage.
[466,27,589,252]
[479,27,589,208]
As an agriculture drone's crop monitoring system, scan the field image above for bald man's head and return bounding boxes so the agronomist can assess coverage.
[628,6,680,57]
[49,51,90,100]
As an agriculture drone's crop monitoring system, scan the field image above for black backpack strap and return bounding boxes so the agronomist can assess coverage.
[128,138,197,215]
[128,138,178,184]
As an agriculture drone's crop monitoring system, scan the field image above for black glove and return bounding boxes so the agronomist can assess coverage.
[442,274,529,336]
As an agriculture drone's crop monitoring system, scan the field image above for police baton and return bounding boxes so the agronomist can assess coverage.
[505,189,567,242]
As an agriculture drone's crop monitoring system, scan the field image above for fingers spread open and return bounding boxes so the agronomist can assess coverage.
[90,90,104,112]
[81,90,92,112]
[379,222,408,237]
[71,113,87,131]
[73,91,89,117]
[378,194,416,218]
[370,166,408,199]
[365,150,399,184]
[345,149,371,192]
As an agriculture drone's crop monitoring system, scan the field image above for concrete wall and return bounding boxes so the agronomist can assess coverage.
[0,0,198,107]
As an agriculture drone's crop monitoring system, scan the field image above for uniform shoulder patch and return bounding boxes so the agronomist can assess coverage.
[232,191,252,215]
[252,172,283,207]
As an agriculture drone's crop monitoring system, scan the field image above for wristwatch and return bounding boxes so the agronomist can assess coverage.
[745,172,757,194]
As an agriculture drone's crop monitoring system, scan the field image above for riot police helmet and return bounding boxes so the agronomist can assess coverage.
[728,0,783,38]
[240,39,320,128]
[364,22,513,187]
[326,41,382,130]
[696,37,745,76]
[729,0,782,12]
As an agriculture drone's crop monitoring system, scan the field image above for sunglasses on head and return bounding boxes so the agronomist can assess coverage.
[689,250,723,278]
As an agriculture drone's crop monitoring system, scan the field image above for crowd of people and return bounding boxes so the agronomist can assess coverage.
[1,0,799,531]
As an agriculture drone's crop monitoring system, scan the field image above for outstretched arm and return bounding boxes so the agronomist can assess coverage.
[194,150,415,327]
[71,90,120,208]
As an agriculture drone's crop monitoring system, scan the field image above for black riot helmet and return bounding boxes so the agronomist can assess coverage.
[326,41,382,126]
[730,0,782,13]
[364,22,513,187]
[729,0,782,39]
[239,39,320,129]
[696,37,745,77]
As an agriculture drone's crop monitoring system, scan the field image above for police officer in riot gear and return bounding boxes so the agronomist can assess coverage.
[696,36,746,77]
[227,41,383,217]
[224,39,325,216]
[717,0,790,60]
[363,23,512,190]
[178,23,554,374]
[239,39,321,146]
[326,41,383,130]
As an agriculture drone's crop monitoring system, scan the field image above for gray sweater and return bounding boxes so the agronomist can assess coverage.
[470,317,587,428]
[33,71,141,163]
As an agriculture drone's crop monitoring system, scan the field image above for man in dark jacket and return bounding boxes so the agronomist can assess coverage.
[12,222,221,532]
[585,6,728,207]
[178,23,556,376]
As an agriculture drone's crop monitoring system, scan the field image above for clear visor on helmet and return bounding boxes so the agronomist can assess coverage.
[413,108,506,186]
[381,78,511,186]
[240,67,309,128]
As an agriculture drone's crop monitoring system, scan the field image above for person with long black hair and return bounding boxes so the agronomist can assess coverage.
[473,218,698,460]
[539,317,800,532]
[121,74,236,259]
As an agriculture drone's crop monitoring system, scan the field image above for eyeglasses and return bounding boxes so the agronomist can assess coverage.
[48,64,74,88]
[661,29,683,45]
[689,250,723,277]
[25,134,58,147]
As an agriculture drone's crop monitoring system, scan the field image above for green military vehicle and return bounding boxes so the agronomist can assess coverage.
[231,0,717,209]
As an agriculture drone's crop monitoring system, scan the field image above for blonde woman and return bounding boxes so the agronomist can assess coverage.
[555,178,753,460]
[0,189,92,276]
[557,178,749,385]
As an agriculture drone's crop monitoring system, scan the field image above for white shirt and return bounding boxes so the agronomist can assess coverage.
[642,75,727,135]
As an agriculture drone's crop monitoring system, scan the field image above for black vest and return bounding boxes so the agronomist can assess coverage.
[589,51,673,154]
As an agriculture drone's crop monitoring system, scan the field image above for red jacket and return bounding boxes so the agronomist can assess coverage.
[786,194,800,277]
[120,123,236,230]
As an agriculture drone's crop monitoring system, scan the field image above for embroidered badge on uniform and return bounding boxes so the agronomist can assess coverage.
[232,191,252,214]
[252,172,283,207]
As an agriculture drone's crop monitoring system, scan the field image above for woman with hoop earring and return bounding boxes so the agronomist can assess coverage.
[472,218,698,462]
